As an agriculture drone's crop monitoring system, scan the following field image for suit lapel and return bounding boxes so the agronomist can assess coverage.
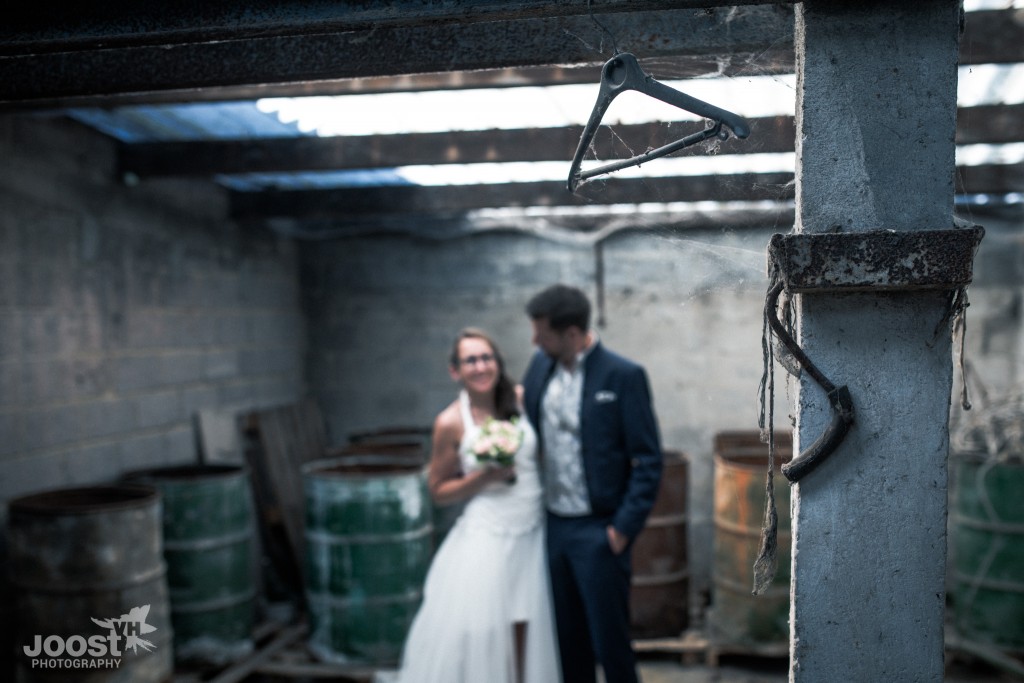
[579,343,606,448]
[528,353,557,428]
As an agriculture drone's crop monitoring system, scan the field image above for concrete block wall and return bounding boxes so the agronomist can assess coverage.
[0,114,307,509]
[301,208,1024,623]
[1,105,1019,656]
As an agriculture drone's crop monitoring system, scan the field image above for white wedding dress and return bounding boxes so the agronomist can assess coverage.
[390,391,562,683]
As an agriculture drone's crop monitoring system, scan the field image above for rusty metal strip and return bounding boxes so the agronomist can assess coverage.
[767,226,985,294]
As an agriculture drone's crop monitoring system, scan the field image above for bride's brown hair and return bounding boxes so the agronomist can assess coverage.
[449,328,520,421]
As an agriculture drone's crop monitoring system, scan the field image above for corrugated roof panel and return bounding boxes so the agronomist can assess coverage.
[66,101,306,143]
[217,169,414,191]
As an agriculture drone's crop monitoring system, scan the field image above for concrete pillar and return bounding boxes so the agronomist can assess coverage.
[790,2,962,681]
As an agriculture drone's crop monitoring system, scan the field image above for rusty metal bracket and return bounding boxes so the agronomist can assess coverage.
[767,226,985,294]
[765,226,984,483]
[764,279,855,483]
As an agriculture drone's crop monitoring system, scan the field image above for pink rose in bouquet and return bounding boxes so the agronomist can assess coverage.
[473,417,523,483]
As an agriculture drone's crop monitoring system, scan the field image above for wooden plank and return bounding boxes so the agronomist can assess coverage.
[634,628,789,667]
[195,408,245,465]
[241,400,329,600]
[242,434,305,602]
[205,623,307,683]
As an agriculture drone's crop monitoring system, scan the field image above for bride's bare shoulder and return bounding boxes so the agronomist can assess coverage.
[433,399,462,434]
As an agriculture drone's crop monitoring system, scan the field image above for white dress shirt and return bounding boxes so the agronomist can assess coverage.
[542,344,594,516]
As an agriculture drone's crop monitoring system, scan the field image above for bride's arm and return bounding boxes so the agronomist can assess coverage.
[427,405,511,506]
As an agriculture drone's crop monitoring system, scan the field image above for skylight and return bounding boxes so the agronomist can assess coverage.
[256,74,797,137]
[247,61,1024,191]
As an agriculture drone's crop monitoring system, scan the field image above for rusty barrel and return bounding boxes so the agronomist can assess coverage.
[950,453,1024,653]
[710,431,792,647]
[7,484,174,682]
[630,450,689,638]
[303,455,433,665]
[124,465,256,665]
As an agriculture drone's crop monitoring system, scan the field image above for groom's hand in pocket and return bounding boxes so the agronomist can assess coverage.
[606,525,628,555]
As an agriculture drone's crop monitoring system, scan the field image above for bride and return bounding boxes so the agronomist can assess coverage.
[392,327,561,683]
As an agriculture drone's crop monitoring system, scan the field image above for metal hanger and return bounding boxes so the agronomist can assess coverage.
[568,52,751,193]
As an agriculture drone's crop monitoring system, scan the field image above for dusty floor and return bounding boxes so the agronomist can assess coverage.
[183,619,1024,683]
[635,654,1022,682]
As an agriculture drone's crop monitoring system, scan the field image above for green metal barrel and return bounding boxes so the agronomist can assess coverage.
[303,455,432,665]
[7,484,174,682]
[710,431,792,649]
[126,465,256,665]
[950,454,1024,654]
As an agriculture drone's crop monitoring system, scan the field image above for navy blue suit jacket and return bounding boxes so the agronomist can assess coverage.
[523,342,663,540]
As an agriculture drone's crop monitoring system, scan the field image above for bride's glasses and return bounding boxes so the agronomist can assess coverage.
[459,353,495,367]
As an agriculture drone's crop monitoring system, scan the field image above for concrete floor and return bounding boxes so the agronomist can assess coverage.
[636,655,1022,682]
[637,656,786,683]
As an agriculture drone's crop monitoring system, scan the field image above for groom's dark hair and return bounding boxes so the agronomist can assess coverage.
[526,284,591,332]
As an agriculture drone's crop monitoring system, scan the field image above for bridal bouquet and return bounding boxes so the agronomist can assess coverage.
[473,417,522,483]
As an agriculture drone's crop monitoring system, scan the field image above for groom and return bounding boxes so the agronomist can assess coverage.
[522,284,663,683]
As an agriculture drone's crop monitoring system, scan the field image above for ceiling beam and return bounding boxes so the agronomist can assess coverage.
[229,160,1020,221]
[119,103,1023,179]
[1,1,780,52]
[1,9,1016,109]
[62,57,777,107]
[119,117,795,178]
[956,163,1024,196]
[0,5,791,108]
[229,172,797,220]
[263,203,798,241]
[955,104,1024,146]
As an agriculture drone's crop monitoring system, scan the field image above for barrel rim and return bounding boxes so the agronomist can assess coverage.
[713,429,793,443]
[303,454,426,479]
[713,450,793,470]
[8,483,159,516]
[123,463,248,482]
[713,430,793,469]
[348,425,432,442]
[661,449,689,463]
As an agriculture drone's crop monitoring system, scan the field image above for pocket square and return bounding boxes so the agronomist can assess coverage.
[594,390,617,403]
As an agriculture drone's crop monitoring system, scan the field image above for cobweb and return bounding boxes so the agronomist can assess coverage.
[952,386,1024,463]
[559,9,797,214]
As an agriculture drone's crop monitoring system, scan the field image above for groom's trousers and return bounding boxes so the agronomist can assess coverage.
[546,512,638,683]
